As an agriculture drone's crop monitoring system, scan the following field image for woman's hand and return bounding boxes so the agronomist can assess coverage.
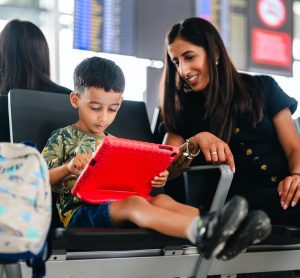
[273,108,300,209]
[194,132,235,172]
[151,170,169,188]
[278,175,300,209]
[67,153,92,175]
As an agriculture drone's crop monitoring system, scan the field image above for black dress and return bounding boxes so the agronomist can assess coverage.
[175,74,300,226]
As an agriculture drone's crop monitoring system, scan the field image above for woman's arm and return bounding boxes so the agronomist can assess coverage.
[164,132,194,179]
[164,131,235,179]
[274,108,300,208]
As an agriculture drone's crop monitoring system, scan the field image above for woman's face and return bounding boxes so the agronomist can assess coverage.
[168,38,210,92]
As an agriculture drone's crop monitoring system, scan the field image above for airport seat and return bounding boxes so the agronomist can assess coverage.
[208,233,300,277]
[107,99,157,143]
[0,95,10,142]
[10,166,231,278]
[7,89,300,277]
[8,89,157,151]
[8,89,78,151]
[185,167,300,277]
[6,89,234,277]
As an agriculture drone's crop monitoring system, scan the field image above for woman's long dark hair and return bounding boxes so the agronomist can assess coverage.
[161,17,264,142]
[0,19,56,94]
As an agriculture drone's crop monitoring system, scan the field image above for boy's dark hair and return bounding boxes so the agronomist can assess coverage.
[74,57,125,94]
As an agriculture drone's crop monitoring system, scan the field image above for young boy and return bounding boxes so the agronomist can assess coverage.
[42,57,271,261]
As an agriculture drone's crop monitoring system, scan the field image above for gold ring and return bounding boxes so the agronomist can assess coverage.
[211,151,218,155]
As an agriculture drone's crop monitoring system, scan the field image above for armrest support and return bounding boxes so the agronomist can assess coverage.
[183,165,233,212]
[183,165,234,278]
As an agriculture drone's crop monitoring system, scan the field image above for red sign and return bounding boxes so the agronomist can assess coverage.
[252,28,291,67]
[257,0,287,29]
[248,0,293,76]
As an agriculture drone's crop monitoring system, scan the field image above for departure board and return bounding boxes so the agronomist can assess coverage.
[73,0,136,56]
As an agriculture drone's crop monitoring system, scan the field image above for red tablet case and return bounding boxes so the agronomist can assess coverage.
[71,137,179,204]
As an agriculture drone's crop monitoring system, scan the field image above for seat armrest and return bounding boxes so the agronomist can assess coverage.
[183,165,233,212]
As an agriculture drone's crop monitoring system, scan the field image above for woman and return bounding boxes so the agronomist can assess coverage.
[0,19,71,95]
[162,17,300,226]
[0,19,71,142]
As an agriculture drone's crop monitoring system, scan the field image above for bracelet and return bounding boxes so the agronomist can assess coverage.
[183,138,201,160]
[291,173,300,176]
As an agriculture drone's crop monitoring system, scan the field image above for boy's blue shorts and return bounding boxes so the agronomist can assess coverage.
[68,202,116,228]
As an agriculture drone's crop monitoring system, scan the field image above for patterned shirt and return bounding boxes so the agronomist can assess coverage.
[41,124,107,227]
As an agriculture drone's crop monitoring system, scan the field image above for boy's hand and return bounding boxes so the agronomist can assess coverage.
[67,153,92,175]
[151,170,169,188]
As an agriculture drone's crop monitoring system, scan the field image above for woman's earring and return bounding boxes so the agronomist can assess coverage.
[215,59,219,66]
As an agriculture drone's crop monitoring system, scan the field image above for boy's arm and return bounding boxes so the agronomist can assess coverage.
[49,164,70,186]
[49,153,93,186]
[41,131,69,187]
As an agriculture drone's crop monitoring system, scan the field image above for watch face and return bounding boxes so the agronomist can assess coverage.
[257,0,287,28]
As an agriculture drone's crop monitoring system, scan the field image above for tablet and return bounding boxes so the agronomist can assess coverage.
[71,137,179,204]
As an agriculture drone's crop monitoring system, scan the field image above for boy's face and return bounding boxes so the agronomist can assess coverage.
[70,87,123,136]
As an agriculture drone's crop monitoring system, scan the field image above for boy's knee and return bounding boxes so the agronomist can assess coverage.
[119,196,150,223]
[121,195,148,211]
[150,194,173,205]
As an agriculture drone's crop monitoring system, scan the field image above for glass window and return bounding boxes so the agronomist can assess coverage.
[57,0,153,101]
[273,61,300,119]
[59,27,151,101]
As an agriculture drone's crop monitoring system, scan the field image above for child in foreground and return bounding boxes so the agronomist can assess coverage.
[42,57,271,260]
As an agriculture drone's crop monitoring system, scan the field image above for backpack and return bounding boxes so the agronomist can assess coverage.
[0,143,52,277]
